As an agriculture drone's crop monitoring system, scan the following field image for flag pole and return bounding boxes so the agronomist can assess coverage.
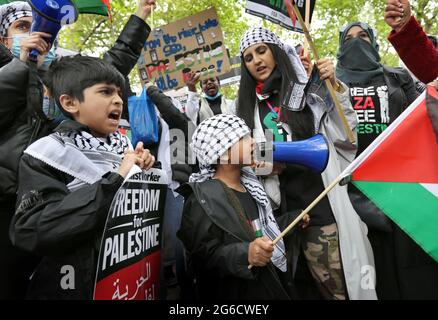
[248,174,344,269]
[271,175,343,246]
[285,0,356,144]
[303,0,311,56]
[150,4,154,30]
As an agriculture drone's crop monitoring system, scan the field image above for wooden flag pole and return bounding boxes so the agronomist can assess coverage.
[271,175,343,246]
[150,5,154,30]
[248,174,344,269]
[303,0,311,56]
[285,0,356,144]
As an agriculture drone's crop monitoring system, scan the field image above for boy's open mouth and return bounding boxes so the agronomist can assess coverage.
[108,110,121,121]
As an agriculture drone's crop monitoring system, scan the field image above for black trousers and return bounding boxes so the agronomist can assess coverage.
[0,201,39,300]
[370,224,438,300]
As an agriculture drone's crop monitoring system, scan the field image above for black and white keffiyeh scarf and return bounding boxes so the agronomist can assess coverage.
[25,128,131,190]
[0,2,32,37]
[240,27,308,85]
[190,114,287,272]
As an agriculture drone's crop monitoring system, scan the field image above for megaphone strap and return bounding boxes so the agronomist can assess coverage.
[265,99,281,121]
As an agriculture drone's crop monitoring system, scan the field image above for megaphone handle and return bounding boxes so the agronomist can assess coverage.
[29,49,39,62]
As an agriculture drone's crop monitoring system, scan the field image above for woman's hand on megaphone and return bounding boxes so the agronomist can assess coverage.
[136,0,157,20]
[19,32,51,64]
[253,161,286,177]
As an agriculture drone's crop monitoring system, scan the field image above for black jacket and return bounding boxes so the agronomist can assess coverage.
[383,66,418,120]
[10,120,124,299]
[0,42,12,68]
[0,14,150,203]
[0,14,150,299]
[177,180,298,300]
[146,85,194,184]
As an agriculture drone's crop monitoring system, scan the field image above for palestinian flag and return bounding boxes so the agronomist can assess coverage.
[0,0,111,17]
[74,0,112,18]
[427,85,438,141]
[342,85,438,262]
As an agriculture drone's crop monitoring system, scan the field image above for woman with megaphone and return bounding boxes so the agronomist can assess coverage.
[236,27,376,300]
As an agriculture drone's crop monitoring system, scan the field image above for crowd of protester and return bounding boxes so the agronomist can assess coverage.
[0,0,437,300]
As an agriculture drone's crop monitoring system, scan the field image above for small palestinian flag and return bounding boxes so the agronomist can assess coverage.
[342,85,438,262]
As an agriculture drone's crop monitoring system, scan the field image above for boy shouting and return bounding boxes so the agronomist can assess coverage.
[10,56,155,299]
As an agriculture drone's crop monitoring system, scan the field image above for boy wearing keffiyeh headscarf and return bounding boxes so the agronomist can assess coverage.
[0,1,157,299]
[9,55,155,299]
[177,113,309,300]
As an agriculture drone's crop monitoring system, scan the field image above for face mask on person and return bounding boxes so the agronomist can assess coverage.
[203,91,222,101]
[338,37,381,72]
[42,96,66,125]
[10,33,56,69]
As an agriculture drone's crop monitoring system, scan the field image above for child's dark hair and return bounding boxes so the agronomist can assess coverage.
[44,55,126,117]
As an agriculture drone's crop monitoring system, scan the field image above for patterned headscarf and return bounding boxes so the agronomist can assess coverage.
[190,113,250,167]
[239,26,284,54]
[239,26,308,84]
[190,114,288,272]
[0,1,31,37]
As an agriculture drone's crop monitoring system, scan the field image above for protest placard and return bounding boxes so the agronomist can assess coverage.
[93,167,168,300]
[245,0,316,33]
[137,7,231,92]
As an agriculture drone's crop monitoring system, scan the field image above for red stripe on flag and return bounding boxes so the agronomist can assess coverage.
[101,0,112,20]
[352,96,438,184]
[284,0,297,28]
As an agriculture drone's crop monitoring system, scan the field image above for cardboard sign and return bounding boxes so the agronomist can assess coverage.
[93,167,168,300]
[137,7,231,92]
[245,0,316,33]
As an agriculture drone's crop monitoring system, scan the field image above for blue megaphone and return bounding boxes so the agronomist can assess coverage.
[258,134,330,173]
[27,0,78,61]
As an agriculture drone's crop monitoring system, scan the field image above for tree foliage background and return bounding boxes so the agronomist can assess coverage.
[59,0,437,98]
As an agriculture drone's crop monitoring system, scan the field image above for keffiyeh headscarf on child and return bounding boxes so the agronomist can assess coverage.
[190,114,287,272]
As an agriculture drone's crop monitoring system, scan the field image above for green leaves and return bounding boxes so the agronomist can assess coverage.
[56,0,437,95]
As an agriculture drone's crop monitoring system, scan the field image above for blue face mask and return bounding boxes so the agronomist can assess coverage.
[203,91,222,101]
[11,33,57,69]
[42,96,66,125]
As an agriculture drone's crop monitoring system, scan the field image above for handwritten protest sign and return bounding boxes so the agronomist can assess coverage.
[93,167,168,300]
[137,7,231,92]
[245,0,316,33]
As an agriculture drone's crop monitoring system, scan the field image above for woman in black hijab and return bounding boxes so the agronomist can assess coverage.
[337,21,438,300]
[337,21,417,155]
